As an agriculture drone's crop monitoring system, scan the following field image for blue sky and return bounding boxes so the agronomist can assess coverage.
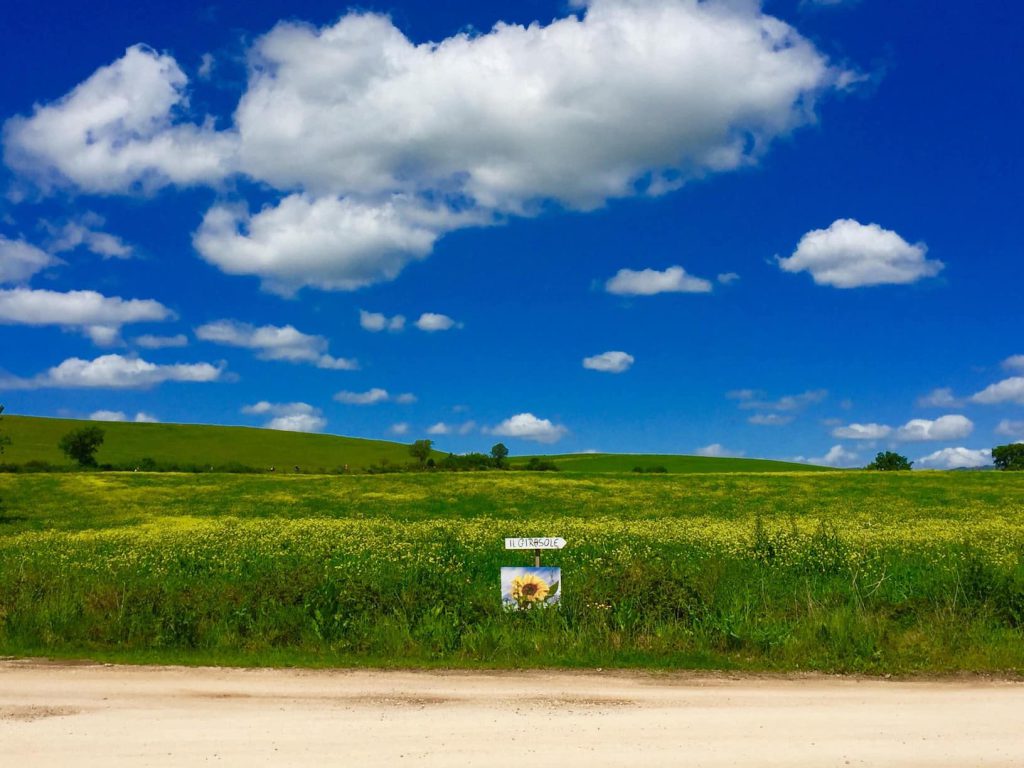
[1,0,1022,467]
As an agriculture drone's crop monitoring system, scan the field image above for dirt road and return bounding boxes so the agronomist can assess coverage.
[1,661,1022,767]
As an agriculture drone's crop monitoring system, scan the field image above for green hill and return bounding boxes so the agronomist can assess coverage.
[0,415,425,472]
[513,452,831,473]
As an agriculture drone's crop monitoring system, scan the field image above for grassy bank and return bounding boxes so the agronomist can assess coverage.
[1,471,1022,673]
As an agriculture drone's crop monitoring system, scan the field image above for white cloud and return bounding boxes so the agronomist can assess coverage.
[3,44,237,193]
[0,287,173,345]
[334,388,391,405]
[488,412,567,444]
[832,422,892,440]
[198,53,215,80]
[605,266,712,296]
[48,214,132,259]
[716,272,740,284]
[895,414,973,442]
[1002,355,1024,372]
[242,401,325,432]
[394,393,417,404]
[89,409,159,423]
[696,443,745,458]
[195,319,357,370]
[777,219,942,288]
[995,420,1024,439]
[192,195,462,295]
[426,422,451,435]
[793,444,858,467]
[359,310,405,332]
[1,353,224,389]
[749,414,793,426]
[0,236,60,284]
[970,377,1024,406]
[916,387,961,408]
[134,333,188,349]
[917,447,991,470]
[583,350,634,373]
[7,3,845,292]
[415,312,459,332]
[389,422,410,436]
[736,389,827,412]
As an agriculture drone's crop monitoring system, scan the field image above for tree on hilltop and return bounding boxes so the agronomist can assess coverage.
[409,439,433,465]
[490,442,509,468]
[866,451,912,471]
[59,426,105,468]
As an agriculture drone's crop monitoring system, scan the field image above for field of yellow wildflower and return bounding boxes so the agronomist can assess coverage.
[0,470,1022,672]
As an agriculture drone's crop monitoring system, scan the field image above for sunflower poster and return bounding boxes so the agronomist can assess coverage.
[501,567,561,609]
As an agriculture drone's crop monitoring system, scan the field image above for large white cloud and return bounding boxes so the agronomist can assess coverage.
[995,420,1024,439]
[1,353,224,389]
[778,219,943,288]
[605,266,713,295]
[487,412,567,443]
[895,414,973,442]
[0,287,173,345]
[917,447,992,470]
[4,45,236,192]
[970,377,1024,406]
[6,2,846,292]
[242,401,326,432]
[583,350,634,373]
[195,319,357,370]
[0,236,60,284]
[832,422,891,440]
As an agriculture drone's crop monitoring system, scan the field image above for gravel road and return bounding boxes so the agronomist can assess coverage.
[2,661,1022,767]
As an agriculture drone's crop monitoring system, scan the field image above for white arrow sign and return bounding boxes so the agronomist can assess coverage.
[505,537,566,550]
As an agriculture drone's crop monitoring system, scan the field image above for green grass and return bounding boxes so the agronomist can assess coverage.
[0,414,430,471]
[1,470,1022,674]
[514,452,830,473]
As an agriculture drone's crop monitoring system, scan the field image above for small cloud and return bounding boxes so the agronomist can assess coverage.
[696,443,745,458]
[777,219,942,288]
[198,52,215,79]
[134,333,188,349]
[47,213,132,259]
[394,393,417,404]
[415,312,460,332]
[749,414,793,426]
[360,310,405,332]
[426,422,450,435]
[242,401,325,432]
[917,387,961,408]
[605,265,712,296]
[793,444,858,467]
[89,410,126,421]
[995,420,1024,439]
[196,319,357,370]
[832,422,892,440]
[487,412,567,444]
[716,272,740,285]
[582,350,634,373]
[389,422,410,436]
[895,415,973,442]
[970,377,1024,406]
[736,389,827,412]
[334,388,390,405]
[917,447,991,470]
[0,235,60,284]
[1001,355,1024,372]
[133,412,159,423]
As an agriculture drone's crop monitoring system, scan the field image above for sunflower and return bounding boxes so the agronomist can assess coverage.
[510,573,550,603]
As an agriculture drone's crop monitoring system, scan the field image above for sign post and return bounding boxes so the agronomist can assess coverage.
[502,537,566,609]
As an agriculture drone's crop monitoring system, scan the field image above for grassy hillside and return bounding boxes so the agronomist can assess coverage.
[0,415,424,471]
[514,452,831,473]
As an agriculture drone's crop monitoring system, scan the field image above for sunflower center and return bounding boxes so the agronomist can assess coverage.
[521,583,539,597]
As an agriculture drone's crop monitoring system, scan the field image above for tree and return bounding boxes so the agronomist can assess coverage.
[992,443,1024,471]
[0,405,10,456]
[490,442,509,467]
[59,426,105,467]
[409,439,433,465]
[866,451,912,471]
